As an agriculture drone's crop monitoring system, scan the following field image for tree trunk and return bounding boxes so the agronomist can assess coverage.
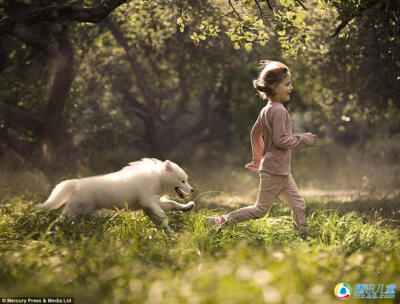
[0,25,75,183]
[39,26,75,182]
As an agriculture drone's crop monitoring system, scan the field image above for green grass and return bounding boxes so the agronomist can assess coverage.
[0,195,399,304]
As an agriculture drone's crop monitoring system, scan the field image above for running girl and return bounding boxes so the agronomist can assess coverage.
[207,60,317,236]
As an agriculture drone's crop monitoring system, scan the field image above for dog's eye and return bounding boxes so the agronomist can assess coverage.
[182,180,185,183]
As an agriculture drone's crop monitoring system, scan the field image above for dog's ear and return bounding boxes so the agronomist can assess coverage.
[164,160,173,172]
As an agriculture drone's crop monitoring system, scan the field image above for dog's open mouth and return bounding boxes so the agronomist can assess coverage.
[175,187,186,199]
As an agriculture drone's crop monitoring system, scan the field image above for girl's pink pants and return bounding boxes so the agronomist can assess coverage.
[220,170,306,229]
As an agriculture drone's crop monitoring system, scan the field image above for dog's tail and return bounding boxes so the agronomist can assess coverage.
[37,180,77,210]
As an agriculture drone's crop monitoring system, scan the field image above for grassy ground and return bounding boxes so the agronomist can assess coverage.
[0,194,399,304]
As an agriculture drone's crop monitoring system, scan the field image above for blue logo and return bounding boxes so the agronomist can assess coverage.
[353,284,396,299]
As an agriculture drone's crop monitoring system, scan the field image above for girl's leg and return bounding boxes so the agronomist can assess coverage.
[212,171,286,227]
[278,174,307,232]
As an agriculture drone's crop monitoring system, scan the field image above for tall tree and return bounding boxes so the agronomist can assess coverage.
[0,24,74,181]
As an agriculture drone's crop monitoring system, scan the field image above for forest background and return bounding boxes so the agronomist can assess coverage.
[1,1,400,303]
[0,0,399,198]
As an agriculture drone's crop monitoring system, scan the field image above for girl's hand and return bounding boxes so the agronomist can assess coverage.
[312,134,318,145]
[245,162,259,173]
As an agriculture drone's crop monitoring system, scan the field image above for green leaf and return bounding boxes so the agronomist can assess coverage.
[244,43,252,51]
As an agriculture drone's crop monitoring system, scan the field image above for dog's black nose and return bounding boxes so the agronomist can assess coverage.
[191,189,194,193]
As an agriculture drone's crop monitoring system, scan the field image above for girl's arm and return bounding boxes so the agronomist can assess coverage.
[272,110,315,149]
[245,118,263,172]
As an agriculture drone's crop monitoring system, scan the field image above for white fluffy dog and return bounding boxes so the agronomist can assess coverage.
[38,158,195,231]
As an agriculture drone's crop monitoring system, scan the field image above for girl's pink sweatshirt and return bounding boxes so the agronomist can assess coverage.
[250,101,315,175]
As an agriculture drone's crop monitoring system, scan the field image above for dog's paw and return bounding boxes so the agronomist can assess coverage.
[183,201,195,211]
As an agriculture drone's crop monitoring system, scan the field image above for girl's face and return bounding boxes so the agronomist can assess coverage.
[272,74,293,103]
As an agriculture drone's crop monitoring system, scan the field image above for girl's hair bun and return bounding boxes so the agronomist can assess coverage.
[252,79,267,92]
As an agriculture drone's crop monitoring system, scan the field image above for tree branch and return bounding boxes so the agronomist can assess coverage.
[211,10,236,24]
[331,0,381,37]
[106,19,157,109]
[331,17,353,37]
[254,0,264,19]
[12,26,58,57]
[114,80,149,120]
[175,72,219,144]
[0,0,127,36]
[265,0,274,12]
[0,102,44,133]
[0,129,37,162]
[295,0,308,11]
[228,0,243,21]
